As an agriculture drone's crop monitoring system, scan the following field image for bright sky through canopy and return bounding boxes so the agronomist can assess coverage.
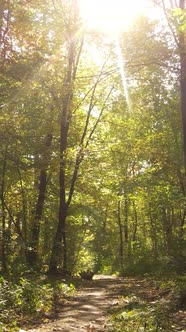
[79,0,150,34]
[79,0,154,107]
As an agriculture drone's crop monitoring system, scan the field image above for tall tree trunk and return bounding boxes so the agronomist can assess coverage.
[26,133,53,267]
[149,204,158,259]
[48,1,111,273]
[179,207,186,239]
[132,201,138,242]
[0,145,8,272]
[162,207,173,255]
[17,167,28,252]
[49,32,75,274]
[124,198,129,242]
[117,198,124,271]
[159,0,186,164]
[179,0,186,167]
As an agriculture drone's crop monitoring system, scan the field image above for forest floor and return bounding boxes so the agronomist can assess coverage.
[22,275,186,332]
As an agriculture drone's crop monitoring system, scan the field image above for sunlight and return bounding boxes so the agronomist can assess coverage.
[115,37,130,109]
[79,0,149,34]
[79,0,150,106]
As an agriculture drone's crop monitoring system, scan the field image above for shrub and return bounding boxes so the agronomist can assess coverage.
[0,275,75,331]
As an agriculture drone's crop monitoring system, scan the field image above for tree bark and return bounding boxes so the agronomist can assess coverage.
[149,204,158,259]
[132,201,138,242]
[26,133,53,267]
[117,198,124,270]
[162,207,173,255]
[179,0,186,167]
[48,2,112,273]
[49,29,75,273]
[124,198,129,242]
[0,145,8,272]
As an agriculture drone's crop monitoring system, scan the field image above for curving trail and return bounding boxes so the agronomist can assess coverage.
[24,275,186,332]
[26,275,122,332]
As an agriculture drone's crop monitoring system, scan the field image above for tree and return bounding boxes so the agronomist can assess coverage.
[0,0,185,276]
[48,22,115,272]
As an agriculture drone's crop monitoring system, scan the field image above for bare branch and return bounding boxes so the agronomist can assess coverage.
[66,65,113,208]
[3,201,25,242]
[85,86,114,148]
[73,34,85,80]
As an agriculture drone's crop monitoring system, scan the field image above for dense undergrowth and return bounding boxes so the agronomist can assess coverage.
[108,274,186,332]
[0,271,75,332]
[0,269,185,332]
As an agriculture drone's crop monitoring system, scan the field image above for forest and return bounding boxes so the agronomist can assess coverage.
[0,0,186,331]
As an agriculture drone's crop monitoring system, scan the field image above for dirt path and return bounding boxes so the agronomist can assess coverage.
[23,275,186,332]
[25,275,120,332]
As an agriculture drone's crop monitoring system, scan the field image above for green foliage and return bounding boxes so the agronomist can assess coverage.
[109,300,172,332]
[108,276,186,332]
[172,8,186,31]
[0,0,185,282]
[0,275,75,331]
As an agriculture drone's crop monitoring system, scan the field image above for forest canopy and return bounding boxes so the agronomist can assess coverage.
[0,0,185,276]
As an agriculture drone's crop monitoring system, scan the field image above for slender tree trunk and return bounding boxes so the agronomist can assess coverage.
[179,207,186,239]
[102,204,108,233]
[179,0,186,167]
[26,133,53,267]
[49,34,75,273]
[160,0,186,164]
[149,204,158,259]
[17,167,27,250]
[1,207,6,272]
[117,199,124,270]
[0,145,8,272]
[178,0,186,266]
[132,201,138,242]
[124,198,129,242]
[26,170,48,266]
[49,1,111,273]
[49,15,86,273]
[162,208,173,255]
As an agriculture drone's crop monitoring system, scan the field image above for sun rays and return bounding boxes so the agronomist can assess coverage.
[78,0,149,107]
[79,0,148,34]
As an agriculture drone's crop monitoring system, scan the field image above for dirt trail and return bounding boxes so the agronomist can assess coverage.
[26,275,121,332]
[24,275,186,332]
